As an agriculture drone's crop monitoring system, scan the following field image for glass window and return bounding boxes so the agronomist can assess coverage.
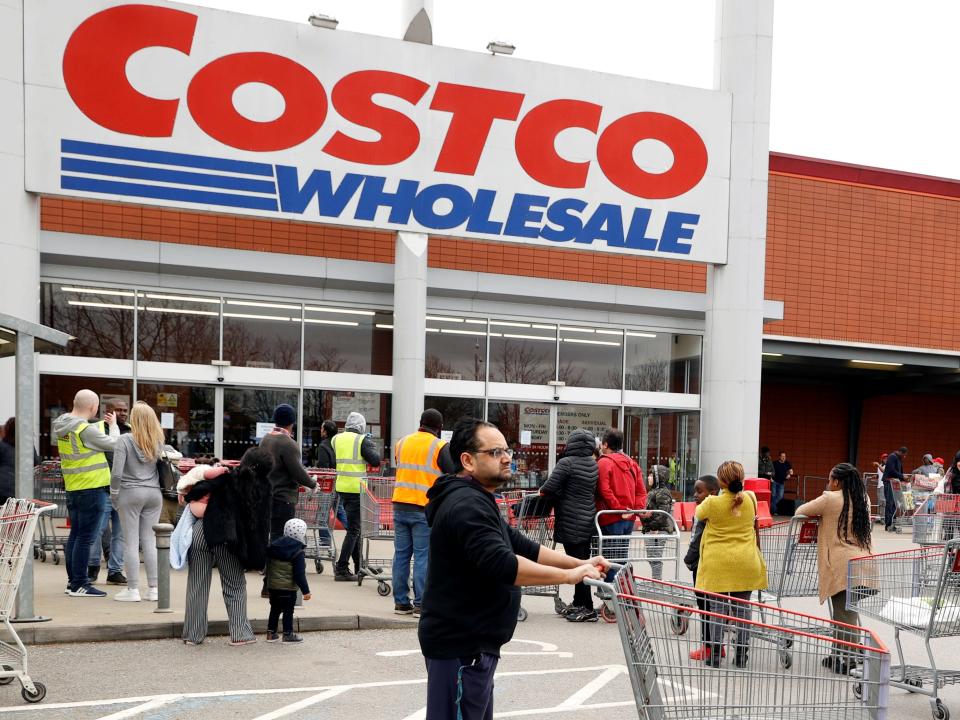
[137,292,221,364]
[138,383,215,458]
[624,332,702,393]
[624,408,700,501]
[223,387,299,460]
[488,321,556,385]
[321,390,391,462]
[488,401,551,489]
[39,375,133,459]
[558,325,623,388]
[425,316,487,380]
[40,283,134,359]
[555,404,619,460]
[423,396,484,430]
[303,305,392,375]
[223,299,301,370]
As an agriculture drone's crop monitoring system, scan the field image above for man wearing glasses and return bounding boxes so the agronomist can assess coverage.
[418,417,608,720]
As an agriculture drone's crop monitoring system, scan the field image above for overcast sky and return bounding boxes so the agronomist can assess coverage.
[188,0,960,180]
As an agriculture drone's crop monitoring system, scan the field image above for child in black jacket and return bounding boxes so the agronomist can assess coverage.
[265,518,312,644]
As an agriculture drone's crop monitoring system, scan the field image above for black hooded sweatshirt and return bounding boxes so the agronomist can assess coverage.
[418,474,540,660]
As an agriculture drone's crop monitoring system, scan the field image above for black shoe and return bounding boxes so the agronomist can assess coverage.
[566,608,598,623]
[734,650,749,668]
[282,633,304,644]
[562,605,585,618]
[106,571,127,585]
[394,603,414,615]
[265,631,280,643]
[413,606,422,618]
[822,656,849,675]
[87,566,100,583]
[334,571,358,582]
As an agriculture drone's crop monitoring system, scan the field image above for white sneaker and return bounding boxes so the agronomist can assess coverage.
[146,587,158,601]
[114,588,141,602]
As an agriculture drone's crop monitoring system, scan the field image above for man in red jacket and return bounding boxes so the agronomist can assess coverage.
[596,428,646,579]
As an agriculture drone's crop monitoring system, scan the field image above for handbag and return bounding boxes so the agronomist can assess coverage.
[157,452,181,500]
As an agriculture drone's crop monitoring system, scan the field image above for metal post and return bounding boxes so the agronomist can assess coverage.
[153,523,174,613]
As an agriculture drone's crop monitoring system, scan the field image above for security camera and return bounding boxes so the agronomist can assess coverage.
[547,380,565,402]
[211,359,231,383]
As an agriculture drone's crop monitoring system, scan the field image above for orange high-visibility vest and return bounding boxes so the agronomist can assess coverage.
[392,431,445,507]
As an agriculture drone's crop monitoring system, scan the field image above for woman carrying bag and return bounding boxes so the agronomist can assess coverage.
[109,401,171,602]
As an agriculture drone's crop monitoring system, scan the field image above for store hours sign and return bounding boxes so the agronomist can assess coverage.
[25,1,732,263]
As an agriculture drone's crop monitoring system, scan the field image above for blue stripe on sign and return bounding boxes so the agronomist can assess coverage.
[61,175,279,211]
[61,139,275,178]
[61,157,277,194]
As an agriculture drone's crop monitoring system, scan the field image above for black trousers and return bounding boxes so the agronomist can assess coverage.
[336,492,362,574]
[268,590,297,635]
[270,499,297,541]
[883,480,896,528]
[562,540,593,609]
[425,654,498,720]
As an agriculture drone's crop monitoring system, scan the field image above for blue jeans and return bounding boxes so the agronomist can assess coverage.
[65,487,108,590]
[89,503,124,573]
[771,482,785,516]
[601,518,634,582]
[393,509,430,606]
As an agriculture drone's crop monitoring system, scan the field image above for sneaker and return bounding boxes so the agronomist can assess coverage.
[561,605,586,618]
[114,588,141,602]
[69,585,107,598]
[282,633,304,644]
[689,645,726,661]
[265,631,280,643]
[228,638,257,646]
[146,587,158,602]
[64,586,71,595]
[821,656,849,675]
[334,571,358,582]
[87,566,100,583]
[413,606,422,618]
[394,603,414,615]
[566,608,599,623]
[107,571,127,585]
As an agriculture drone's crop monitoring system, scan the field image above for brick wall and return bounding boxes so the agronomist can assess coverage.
[858,393,958,472]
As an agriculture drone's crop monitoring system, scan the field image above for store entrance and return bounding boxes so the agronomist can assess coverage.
[487,401,620,489]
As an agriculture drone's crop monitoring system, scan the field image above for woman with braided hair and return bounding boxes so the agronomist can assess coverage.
[797,462,873,673]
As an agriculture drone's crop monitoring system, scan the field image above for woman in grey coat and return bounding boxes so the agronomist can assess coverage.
[540,429,599,622]
[109,401,170,602]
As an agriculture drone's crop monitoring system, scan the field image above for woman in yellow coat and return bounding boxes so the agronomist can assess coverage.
[695,460,767,668]
[796,462,872,674]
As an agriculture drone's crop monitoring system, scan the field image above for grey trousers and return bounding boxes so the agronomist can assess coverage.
[182,520,255,644]
[116,486,162,590]
[830,590,862,650]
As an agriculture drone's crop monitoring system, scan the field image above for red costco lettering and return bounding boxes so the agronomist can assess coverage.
[63,4,196,137]
[322,70,430,165]
[515,99,603,189]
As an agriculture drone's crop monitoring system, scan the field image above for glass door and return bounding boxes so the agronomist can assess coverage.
[624,408,701,500]
[487,401,552,489]
[222,386,299,461]
[552,404,620,466]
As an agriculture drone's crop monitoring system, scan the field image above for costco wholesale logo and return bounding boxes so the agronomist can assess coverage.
[50,3,728,257]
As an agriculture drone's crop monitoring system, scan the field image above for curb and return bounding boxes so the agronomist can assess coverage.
[8,615,416,645]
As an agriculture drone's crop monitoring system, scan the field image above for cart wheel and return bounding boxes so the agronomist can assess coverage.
[52,554,59,566]
[315,559,323,574]
[778,650,792,670]
[894,526,903,534]
[21,682,45,704]
[670,609,689,636]
[0,666,13,685]
[783,638,793,650]
[853,683,863,700]
[377,582,391,597]
[600,605,617,624]
[32,547,38,560]
[517,607,528,622]
[554,596,567,615]
[934,700,950,720]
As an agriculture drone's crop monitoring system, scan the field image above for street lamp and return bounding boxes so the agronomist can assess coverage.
[486,41,515,56]
[308,13,339,29]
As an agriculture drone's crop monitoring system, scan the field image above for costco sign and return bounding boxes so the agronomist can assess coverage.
[25,1,732,262]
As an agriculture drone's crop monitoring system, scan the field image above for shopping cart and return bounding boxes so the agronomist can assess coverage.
[913,495,960,546]
[505,491,561,621]
[357,477,395,596]
[495,490,528,526]
[590,563,890,720]
[888,478,920,533]
[847,539,960,719]
[759,514,820,604]
[863,473,884,525]
[33,461,67,564]
[295,472,338,574]
[0,498,57,704]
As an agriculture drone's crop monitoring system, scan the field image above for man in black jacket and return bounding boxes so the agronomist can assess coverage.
[418,418,607,719]
[261,404,316,541]
[882,446,907,531]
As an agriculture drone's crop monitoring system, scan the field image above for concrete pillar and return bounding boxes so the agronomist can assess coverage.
[401,0,434,44]
[700,0,773,477]
[391,233,428,453]
[0,0,40,422]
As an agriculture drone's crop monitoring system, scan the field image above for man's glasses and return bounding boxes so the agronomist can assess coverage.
[472,448,514,460]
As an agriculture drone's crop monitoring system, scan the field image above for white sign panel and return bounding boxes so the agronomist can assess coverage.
[255,422,274,439]
[330,391,381,425]
[160,412,175,429]
[24,1,732,263]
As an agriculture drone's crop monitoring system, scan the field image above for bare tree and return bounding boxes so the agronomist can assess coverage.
[491,339,554,384]
[305,342,348,372]
[625,359,669,392]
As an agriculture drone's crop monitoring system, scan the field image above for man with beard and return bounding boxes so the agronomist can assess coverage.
[418,418,608,719]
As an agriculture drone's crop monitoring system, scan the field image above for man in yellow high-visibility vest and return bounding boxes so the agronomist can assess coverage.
[52,389,120,598]
[391,409,456,616]
[333,412,381,581]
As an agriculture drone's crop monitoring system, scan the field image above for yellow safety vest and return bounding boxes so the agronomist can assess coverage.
[57,420,111,491]
[392,431,445,507]
[333,431,366,494]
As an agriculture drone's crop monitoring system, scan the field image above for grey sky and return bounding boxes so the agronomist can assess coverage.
[187,0,960,180]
